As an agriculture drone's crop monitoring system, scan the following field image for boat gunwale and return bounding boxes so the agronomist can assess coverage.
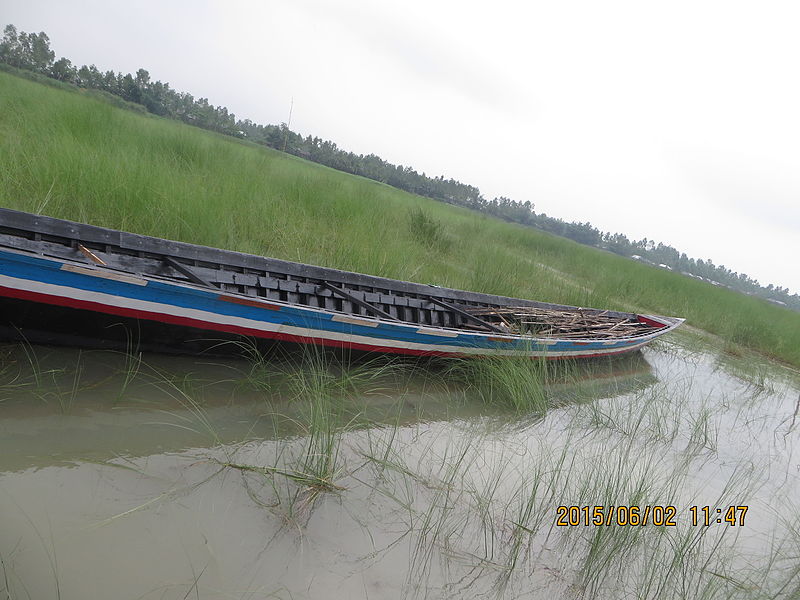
[0,208,641,321]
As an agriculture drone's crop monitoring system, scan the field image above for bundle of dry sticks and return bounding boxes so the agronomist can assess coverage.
[466,306,661,339]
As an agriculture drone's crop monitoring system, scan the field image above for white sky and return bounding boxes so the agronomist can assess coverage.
[5,0,799,293]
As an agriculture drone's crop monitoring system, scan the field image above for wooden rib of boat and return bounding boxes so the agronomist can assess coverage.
[0,208,683,359]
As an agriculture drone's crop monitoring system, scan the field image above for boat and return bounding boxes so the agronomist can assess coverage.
[0,208,683,359]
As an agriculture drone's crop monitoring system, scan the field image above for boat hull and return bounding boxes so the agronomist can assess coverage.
[0,246,681,359]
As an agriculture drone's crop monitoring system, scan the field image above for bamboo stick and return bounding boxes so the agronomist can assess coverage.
[462,304,663,339]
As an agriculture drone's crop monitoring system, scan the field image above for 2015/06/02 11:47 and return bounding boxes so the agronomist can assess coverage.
[555,505,749,527]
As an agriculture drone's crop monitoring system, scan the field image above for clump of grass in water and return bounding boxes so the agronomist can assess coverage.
[287,353,352,498]
[448,354,550,414]
[215,338,291,394]
[9,340,85,413]
[756,507,800,598]
[221,348,400,520]
[718,353,778,399]
[111,329,144,403]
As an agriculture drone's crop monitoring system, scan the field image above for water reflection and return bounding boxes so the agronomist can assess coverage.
[0,344,656,472]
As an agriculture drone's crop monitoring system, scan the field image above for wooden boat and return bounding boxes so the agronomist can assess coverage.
[0,209,683,359]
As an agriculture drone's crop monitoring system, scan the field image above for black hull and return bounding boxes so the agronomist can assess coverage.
[0,297,368,361]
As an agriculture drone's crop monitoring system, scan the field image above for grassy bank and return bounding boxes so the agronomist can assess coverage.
[1,70,798,366]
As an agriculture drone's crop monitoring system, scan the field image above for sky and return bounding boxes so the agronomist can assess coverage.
[4,0,799,293]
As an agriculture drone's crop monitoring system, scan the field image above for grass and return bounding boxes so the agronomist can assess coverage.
[213,347,408,522]
[447,354,551,414]
[350,402,760,599]
[407,206,451,251]
[0,70,798,366]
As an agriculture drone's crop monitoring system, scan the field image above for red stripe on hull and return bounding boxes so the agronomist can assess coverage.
[0,285,642,360]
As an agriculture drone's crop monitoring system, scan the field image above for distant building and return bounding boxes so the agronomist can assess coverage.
[767,298,788,306]
[658,264,672,270]
[631,255,642,260]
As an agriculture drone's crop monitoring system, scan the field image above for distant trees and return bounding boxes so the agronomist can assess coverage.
[0,25,54,73]
[1,23,797,311]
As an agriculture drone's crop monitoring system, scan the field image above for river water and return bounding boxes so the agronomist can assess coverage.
[1,334,798,599]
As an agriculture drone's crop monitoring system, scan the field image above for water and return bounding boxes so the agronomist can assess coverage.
[0,335,798,599]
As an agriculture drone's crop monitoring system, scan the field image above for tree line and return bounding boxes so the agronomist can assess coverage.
[1,24,797,310]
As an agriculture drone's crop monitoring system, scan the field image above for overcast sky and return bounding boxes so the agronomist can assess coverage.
[5,0,799,293]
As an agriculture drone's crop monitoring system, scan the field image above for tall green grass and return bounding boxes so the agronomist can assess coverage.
[447,353,553,413]
[1,70,798,365]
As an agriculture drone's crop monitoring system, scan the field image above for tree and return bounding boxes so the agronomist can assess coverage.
[27,31,54,73]
[0,27,55,73]
[51,57,76,82]
[77,63,103,87]
[0,24,22,67]
[119,73,140,103]
[102,70,118,94]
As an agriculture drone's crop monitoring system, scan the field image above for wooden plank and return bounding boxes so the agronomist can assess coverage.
[61,264,147,286]
[163,256,215,288]
[318,282,398,321]
[416,327,458,338]
[331,314,380,327]
[426,296,505,333]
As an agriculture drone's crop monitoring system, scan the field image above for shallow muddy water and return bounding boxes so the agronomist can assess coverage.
[1,335,798,599]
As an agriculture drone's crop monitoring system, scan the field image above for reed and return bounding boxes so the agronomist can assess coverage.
[446,354,550,413]
[211,348,411,522]
[2,340,85,413]
[342,346,795,599]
